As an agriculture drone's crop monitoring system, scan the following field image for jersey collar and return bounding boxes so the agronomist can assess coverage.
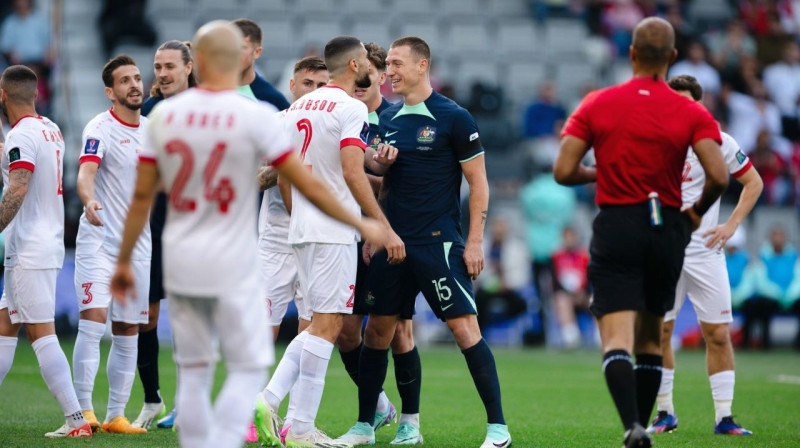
[109,107,139,128]
[11,115,42,128]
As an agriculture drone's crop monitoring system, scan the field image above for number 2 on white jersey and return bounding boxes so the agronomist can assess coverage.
[165,139,235,213]
[297,119,312,160]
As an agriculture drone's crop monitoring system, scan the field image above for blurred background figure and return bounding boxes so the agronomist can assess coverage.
[669,41,722,99]
[475,217,529,331]
[762,41,800,141]
[98,0,156,59]
[551,226,592,349]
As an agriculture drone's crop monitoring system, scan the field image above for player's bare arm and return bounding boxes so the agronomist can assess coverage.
[342,144,405,264]
[685,138,729,230]
[461,154,489,279]
[76,161,104,226]
[111,162,159,305]
[0,168,31,232]
[703,166,763,249]
[278,151,388,249]
[257,164,279,191]
[554,136,597,185]
[363,142,398,175]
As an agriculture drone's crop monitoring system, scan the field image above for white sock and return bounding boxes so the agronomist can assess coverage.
[285,382,301,425]
[289,334,332,435]
[377,390,390,414]
[106,334,138,421]
[710,370,735,423]
[399,413,420,427]
[265,331,307,410]
[176,365,214,447]
[32,335,82,418]
[656,368,675,414]
[72,319,105,411]
[207,368,267,447]
[561,323,581,348]
[0,335,18,385]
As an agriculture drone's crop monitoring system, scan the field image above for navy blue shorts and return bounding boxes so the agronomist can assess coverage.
[365,241,476,321]
[352,241,370,315]
[148,193,167,304]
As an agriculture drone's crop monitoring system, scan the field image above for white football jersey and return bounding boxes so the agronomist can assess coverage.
[141,88,292,296]
[1,115,65,268]
[258,110,292,254]
[682,132,752,258]
[76,109,151,260]
[285,85,368,245]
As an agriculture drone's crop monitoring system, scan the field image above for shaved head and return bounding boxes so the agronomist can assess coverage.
[193,20,245,74]
[0,65,37,105]
[631,17,676,69]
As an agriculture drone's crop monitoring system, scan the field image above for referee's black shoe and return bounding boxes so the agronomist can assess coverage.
[623,423,652,448]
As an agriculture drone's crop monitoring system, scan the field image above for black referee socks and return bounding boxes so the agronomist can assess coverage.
[393,346,422,415]
[634,353,663,427]
[137,327,161,404]
[463,339,506,425]
[602,349,639,430]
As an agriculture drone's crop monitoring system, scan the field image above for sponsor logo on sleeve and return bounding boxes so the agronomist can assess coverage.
[84,138,100,155]
[469,132,479,142]
[735,150,746,164]
[8,147,20,163]
[360,122,369,143]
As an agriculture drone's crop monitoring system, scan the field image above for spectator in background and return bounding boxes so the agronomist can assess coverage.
[755,12,795,65]
[664,5,694,62]
[750,129,793,204]
[725,229,757,311]
[742,226,800,349]
[520,165,576,306]
[475,216,529,331]
[708,19,756,80]
[668,41,721,97]
[98,0,156,59]
[763,41,800,141]
[522,81,566,140]
[603,0,645,57]
[0,0,51,68]
[551,226,591,349]
[724,82,782,154]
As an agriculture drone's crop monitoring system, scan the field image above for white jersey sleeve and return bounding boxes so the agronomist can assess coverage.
[6,130,37,171]
[79,126,108,164]
[722,132,752,178]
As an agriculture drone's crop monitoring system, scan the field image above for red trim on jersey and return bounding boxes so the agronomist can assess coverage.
[108,107,140,128]
[322,85,347,93]
[11,115,42,128]
[138,155,157,164]
[9,161,34,172]
[341,138,367,151]
[270,149,293,167]
[732,160,753,178]
[80,155,102,165]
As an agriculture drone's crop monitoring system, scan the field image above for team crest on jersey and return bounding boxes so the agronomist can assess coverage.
[370,134,381,149]
[8,147,20,163]
[417,126,436,144]
[366,291,375,307]
[735,150,746,164]
[84,138,100,155]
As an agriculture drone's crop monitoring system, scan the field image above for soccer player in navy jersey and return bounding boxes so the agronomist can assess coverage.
[133,39,196,430]
[338,37,510,448]
[231,19,290,109]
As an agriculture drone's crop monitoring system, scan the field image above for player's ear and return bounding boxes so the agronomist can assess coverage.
[254,46,263,59]
[104,86,114,102]
[669,48,678,65]
[629,45,637,66]
[289,78,295,94]
[379,71,387,85]
[418,58,428,75]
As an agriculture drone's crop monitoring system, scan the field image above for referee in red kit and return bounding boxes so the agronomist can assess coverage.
[554,17,729,448]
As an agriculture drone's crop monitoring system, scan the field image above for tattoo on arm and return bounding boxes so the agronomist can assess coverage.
[0,169,31,232]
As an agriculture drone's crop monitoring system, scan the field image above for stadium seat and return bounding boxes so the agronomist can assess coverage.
[439,0,484,19]
[299,19,344,48]
[555,61,597,104]
[145,0,194,20]
[292,0,343,15]
[245,0,291,19]
[155,18,200,43]
[341,0,390,15]
[445,21,493,56]
[390,0,441,17]
[350,19,396,49]
[397,21,443,51]
[488,0,528,18]
[543,18,587,60]
[258,18,299,54]
[505,61,547,103]
[455,60,501,91]
[495,20,540,60]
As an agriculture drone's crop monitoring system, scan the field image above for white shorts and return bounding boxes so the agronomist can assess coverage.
[666,255,733,324]
[260,250,311,325]
[74,251,151,324]
[0,266,58,324]
[293,242,356,315]
[168,274,274,369]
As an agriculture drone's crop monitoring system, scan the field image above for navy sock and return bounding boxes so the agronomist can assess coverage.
[339,342,362,387]
[462,339,505,424]
[393,346,421,414]
[137,327,161,404]
[357,346,389,424]
[634,353,663,427]
[603,349,639,430]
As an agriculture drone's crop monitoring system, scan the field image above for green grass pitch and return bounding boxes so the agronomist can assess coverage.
[0,339,798,447]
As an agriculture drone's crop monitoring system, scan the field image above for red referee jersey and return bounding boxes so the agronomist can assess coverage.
[562,76,722,208]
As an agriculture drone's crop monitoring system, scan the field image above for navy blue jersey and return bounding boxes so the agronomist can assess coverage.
[379,91,484,244]
[141,95,163,117]
[247,73,290,110]
[367,97,392,150]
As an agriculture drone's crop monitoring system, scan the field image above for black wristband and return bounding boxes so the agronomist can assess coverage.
[692,202,706,216]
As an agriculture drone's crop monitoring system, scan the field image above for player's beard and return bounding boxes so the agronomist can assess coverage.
[117,89,143,111]
[355,70,372,89]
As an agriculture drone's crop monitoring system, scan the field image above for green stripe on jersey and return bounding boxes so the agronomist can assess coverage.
[459,151,485,163]
[393,101,436,121]
[368,110,380,126]
[237,84,257,101]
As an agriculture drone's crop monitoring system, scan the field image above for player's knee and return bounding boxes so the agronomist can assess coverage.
[704,324,731,349]
[337,328,362,352]
[363,322,393,349]
[447,315,482,350]
[660,322,674,346]
[390,322,415,353]
[111,321,139,336]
